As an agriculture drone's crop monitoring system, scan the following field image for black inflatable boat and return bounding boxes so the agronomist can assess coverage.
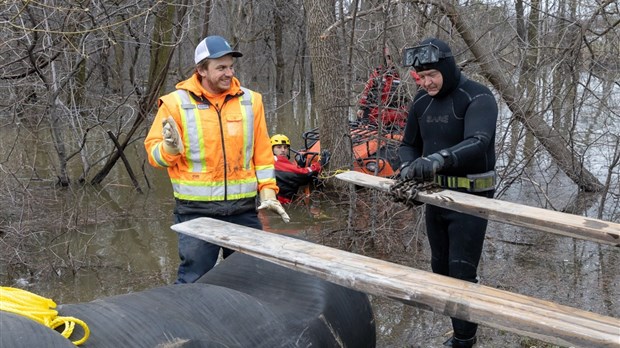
[1,253,376,347]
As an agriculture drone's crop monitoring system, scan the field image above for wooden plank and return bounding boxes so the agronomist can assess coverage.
[336,171,620,247]
[172,218,620,348]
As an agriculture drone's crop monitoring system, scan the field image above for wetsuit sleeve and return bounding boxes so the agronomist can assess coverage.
[446,90,497,169]
[398,96,424,164]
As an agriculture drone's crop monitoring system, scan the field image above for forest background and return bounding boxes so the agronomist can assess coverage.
[0,0,618,347]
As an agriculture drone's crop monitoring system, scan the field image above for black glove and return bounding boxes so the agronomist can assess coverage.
[295,153,306,167]
[399,162,414,181]
[410,153,445,182]
[319,150,331,167]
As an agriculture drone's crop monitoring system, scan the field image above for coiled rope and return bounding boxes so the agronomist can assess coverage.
[0,286,90,345]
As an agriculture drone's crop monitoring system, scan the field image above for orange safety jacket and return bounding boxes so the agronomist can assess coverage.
[144,74,277,202]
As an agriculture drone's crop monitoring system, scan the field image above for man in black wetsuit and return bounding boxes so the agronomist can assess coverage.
[398,38,498,348]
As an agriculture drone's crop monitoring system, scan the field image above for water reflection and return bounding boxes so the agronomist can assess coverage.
[2,174,619,347]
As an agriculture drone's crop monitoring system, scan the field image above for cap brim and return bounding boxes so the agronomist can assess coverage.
[209,51,243,59]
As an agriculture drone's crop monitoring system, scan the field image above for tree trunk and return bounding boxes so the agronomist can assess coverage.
[201,0,212,39]
[39,19,70,186]
[274,1,286,96]
[304,0,352,186]
[521,0,540,161]
[48,100,70,187]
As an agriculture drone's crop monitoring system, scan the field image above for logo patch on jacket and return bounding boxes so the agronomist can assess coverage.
[426,114,449,123]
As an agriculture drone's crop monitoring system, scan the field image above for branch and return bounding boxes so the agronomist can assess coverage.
[320,0,406,39]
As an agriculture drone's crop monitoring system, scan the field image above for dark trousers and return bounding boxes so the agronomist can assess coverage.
[425,203,489,339]
[174,211,262,284]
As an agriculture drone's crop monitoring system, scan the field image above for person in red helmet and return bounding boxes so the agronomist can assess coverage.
[356,47,409,129]
[271,134,328,204]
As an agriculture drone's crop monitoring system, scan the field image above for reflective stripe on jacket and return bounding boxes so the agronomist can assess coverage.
[145,74,277,202]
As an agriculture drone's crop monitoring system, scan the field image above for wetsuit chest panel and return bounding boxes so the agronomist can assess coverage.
[418,97,465,154]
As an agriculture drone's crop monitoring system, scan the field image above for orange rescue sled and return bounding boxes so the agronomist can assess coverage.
[296,121,403,178]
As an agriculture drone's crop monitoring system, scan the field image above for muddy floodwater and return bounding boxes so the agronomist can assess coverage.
[1,107,619,347]
[1,162,618,347]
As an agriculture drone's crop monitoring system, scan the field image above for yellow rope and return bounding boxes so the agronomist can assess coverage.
[318,168,350,179]
[0,287,90,346]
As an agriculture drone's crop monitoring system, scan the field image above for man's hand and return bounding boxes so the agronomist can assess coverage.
[399,162,414,181]
[410,153,444,182]
[258,188,290,223]
[162,116,184,155]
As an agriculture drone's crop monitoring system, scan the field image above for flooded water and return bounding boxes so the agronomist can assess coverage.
[1,98,619,347]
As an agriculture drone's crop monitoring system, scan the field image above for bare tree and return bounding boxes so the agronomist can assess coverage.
[433,0,605,192]
[91,1,189,185]
[1,1,188,188]
[304,0,353,179]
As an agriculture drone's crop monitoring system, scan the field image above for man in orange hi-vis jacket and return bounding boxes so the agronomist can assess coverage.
[145,35,289,284]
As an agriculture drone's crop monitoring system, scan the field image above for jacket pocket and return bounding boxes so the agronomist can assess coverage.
[226,113,243,137]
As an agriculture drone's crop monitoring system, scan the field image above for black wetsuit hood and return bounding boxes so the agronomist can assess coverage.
[414,38,461,99]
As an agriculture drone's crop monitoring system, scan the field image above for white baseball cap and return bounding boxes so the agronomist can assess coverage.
[194,36,243,65]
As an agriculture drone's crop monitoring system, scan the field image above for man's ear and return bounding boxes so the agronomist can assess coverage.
[196,66,208,77]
